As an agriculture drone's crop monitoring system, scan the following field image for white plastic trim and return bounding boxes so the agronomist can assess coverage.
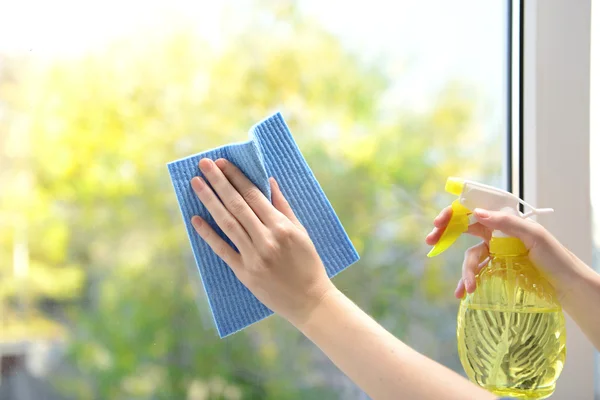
[522,0,594,399]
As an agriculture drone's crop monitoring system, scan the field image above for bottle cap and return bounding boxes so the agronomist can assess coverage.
[489,237,527,255]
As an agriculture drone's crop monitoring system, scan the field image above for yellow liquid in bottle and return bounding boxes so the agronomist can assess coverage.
[457,238,567,399]
[458,306,566,399]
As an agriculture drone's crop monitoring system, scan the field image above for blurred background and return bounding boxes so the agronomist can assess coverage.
[1,0,592,399]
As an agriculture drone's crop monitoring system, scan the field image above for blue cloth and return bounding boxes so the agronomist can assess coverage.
[167,112,360,337]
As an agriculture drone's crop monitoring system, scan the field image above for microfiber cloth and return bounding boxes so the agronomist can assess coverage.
[167,112,359,337]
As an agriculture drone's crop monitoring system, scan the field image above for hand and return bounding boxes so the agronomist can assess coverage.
[189,158,335,327]
[425,207,583,300]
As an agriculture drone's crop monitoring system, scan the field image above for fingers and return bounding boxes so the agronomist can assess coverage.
[454,278,466,299]
[215,159,279,225]
[435,208,543,300]
[425,207,452,244]
[191,176,252,252]
[191,216,243,271]
[466,224,493,242]
[433,206,452,228]
[455,251,490,299]
[425,227,445,245]
[270,177,302,227]
[426,220,490,246]
[462,242,489,294]
[473,208,546,249]
[199,158,266,239]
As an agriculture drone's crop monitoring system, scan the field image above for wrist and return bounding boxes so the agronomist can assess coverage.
[291,285,343,333]
[558,254,600,307]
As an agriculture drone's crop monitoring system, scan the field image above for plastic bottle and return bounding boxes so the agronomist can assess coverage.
[428,177,567,399]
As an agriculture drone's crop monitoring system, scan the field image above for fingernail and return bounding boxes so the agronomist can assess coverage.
[191,217,202,229]
[474,208,490,219]
[192,177,205,191]
[199,158,212,172]
[215,159,227,169]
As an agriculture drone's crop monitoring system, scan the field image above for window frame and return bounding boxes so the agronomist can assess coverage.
[514,0,595,398]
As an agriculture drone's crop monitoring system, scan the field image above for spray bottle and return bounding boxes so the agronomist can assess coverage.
[428,178,566,400]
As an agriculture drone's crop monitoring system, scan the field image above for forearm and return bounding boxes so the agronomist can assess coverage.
[561,254,600,350]
[296,289,494,400]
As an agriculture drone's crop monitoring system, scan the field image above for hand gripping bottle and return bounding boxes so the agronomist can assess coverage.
[428,178,566,399]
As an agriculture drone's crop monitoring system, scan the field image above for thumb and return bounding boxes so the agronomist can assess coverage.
[473,208,545,249]
[269,177,302,227]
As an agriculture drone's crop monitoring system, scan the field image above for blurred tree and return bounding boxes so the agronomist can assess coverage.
[0,1,501,399]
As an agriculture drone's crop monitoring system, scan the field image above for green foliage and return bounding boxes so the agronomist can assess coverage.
[0,3,501,399]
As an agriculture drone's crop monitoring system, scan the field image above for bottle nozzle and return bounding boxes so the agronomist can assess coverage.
[521,207,554,219]
[445,177,465,196]
[428,177,553,258]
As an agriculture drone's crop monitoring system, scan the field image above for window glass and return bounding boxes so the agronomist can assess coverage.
[0,1,509,398]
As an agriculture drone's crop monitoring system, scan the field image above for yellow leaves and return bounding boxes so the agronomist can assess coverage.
[29,262,84,299]
[187,377,242,400]
[349,235,365,255]
[98,277,119,310]
[86,342,114,372]
[340,133,378,165]
[0,311,65,341]
[260,340,279,366]
[0,261,84,300]
[203,18,385,134]
[419,179,439,203]
[0,228,83,299]
[421,259,448,303]
[36,222,69,264]
[0,7,499,397]
[115,231,155,272]
[121,364,165,397]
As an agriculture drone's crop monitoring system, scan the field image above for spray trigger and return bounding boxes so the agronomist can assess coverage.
[427,200,471,258]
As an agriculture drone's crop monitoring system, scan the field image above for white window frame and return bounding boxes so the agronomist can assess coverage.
[517,0,595,399]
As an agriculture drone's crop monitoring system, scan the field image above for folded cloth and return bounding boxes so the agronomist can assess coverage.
[167,112,359,337]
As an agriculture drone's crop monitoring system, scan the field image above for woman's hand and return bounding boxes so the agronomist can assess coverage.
[425,206,600,350]
[425,207,586,299]
[190,158,335,327]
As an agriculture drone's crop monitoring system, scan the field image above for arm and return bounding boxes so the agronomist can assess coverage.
[298,289,494,400]
[556,248,600,350]
[427,207,600,350]
[189,158,492,400]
